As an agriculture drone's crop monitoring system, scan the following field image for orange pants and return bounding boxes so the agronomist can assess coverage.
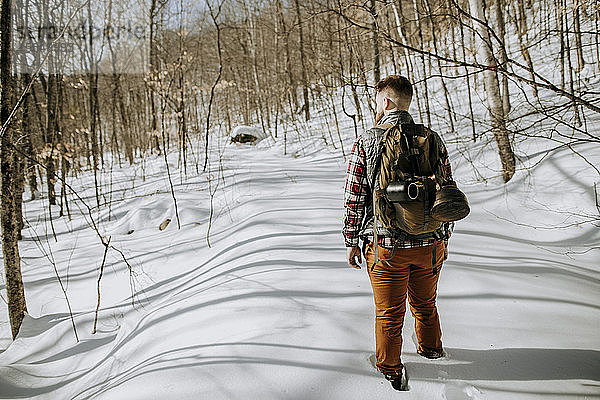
[364,240,447,378]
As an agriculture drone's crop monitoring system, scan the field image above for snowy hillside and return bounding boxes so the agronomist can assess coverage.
[0,109,599,399]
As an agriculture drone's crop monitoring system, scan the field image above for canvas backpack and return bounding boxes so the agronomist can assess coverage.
[371,122,451,238]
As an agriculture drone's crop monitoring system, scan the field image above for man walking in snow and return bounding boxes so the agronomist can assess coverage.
[342,75,454,391]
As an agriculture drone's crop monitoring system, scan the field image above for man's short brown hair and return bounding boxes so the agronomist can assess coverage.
[375,75,413,104]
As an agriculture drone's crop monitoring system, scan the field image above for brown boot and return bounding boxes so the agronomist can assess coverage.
[417,346,446,359]
[385,366,409,391]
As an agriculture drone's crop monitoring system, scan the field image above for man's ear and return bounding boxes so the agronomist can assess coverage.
[384,97,396,110]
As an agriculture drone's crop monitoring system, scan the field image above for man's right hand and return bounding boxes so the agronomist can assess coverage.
[346,246,362,269]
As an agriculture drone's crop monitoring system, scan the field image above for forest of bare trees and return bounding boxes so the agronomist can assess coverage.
[1,0,598,337]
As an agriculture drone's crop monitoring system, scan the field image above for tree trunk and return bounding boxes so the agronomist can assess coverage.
[369,0,380,83]
[274,0,281,138]
[493,0,511,115]
[21,72,38,198]
[391,1,422,121]
[244,1,266,132]
[204,0,223,173]
[294,0,310,120]
[513,0,538,99]
[456,1,477,141]
[595,0,599,65]
[149,0,161,154]
[412,0,431,126]
[557,0,565,89]
[572,0,585,72]
[15,0,38,200]
[424,0,455,133]
[1,0,27,340]
[88,1,100,209]
[563,6,581,126]
[276,0,297,111]
[45,73,57,206]
[469,0,515,182]
[107,0,133,166]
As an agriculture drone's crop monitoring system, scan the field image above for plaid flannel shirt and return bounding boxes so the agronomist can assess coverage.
[342,125,454,249]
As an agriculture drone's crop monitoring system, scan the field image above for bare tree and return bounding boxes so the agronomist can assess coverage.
[369,0,380,83]
[87,0,101,208]
[493,0,511,115]
[204,0,224,172]
[412,0,432,126]
[1,0,28,339]
[424,0,455,133]
[294,0,310,120]
[469,0,516,182]
[572,0,585,72]
[512,0,538,99]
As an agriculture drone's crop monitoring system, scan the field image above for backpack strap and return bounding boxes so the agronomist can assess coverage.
[370,123,397,268]
[388,223,448,241]
[400,123,428,177]
[369,123,398,193]
[374,123,394,130]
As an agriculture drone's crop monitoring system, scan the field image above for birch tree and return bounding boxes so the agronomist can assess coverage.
[469,0,516,182]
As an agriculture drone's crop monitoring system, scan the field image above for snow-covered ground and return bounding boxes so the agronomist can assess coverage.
[0,110,598,399]
[1,8,600,397]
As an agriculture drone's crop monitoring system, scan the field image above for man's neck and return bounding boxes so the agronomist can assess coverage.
[379,109,414,126]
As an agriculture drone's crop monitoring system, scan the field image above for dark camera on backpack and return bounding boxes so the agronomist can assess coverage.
[385,178,424,203]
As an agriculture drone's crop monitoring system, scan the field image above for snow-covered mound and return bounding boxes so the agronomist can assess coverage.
[230,125,268,144]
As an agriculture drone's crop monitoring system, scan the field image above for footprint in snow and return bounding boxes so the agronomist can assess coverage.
[367,353,377,370]
[443,382,485,400]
